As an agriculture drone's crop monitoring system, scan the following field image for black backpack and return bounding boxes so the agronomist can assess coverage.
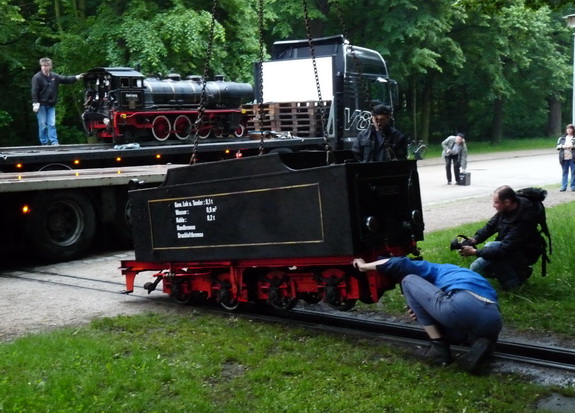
[516,187,552,277]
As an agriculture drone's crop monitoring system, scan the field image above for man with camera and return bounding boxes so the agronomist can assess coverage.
[352,104,407,162]
[458,185,543,290]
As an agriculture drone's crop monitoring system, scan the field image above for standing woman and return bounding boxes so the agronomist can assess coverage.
[556,124,575,192]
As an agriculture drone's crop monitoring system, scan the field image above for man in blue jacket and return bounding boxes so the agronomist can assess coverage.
[353,256,502,373]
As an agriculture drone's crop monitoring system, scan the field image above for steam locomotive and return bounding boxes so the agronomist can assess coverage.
[121,151,424,311]
[82,67,254,143]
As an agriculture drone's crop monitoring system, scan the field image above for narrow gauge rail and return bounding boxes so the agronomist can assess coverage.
[258,307,575,372]
[4,266,575,373]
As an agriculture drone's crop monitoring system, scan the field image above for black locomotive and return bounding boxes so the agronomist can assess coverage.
[82,67,254,143]
[121,151,424,311]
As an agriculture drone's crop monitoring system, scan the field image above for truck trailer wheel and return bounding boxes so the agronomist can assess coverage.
[26,191,97,262]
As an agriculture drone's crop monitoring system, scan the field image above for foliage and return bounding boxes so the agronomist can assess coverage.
[0,0,574,145]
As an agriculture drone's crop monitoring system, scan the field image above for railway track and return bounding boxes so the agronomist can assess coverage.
[240,306,575,373]
[4,268,575,375]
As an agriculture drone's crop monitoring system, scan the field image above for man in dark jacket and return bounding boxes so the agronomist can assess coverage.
[352,104,407,162]
[31,57,83,145]
[459,185,543,290]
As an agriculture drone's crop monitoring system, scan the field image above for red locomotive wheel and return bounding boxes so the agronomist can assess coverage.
[234,123,246,138]
[174,115,192,140]
[152,115,171,141]
[264,270,298,311]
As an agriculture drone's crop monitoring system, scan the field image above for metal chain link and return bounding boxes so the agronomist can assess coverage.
[190,0,218,164]
[257,0,266,155]
[302,0,332,164]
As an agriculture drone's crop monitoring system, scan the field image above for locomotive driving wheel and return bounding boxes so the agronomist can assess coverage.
[321,268,357,311]
[152,115,171,141]
[215,273,240,311]
[174,115,192,140]
[264,270,298,311]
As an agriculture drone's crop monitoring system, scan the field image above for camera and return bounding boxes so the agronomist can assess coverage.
[449,234,474,250]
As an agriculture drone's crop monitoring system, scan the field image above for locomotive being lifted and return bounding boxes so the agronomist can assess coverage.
[82,67,254,143]
[121,151,424,311]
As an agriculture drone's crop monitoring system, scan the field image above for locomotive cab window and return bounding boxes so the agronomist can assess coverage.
[120,77,131,88]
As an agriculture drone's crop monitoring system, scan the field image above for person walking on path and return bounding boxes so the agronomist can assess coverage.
[441,132,468,185]
[352,256,502,373]
[31,57,83,146]
[556,124,575,192]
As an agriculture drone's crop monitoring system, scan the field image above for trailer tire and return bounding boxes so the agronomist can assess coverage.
[26,191,97,262]
[111,190,134,247]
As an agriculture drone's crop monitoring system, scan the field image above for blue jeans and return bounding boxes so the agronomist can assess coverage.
[470,241,526,290]
[37,104,58,145]
[401,274,502,343]
[560,159,575,190]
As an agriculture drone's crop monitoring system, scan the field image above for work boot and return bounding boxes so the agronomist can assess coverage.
[416,339,453,366]
[458,338,494,373]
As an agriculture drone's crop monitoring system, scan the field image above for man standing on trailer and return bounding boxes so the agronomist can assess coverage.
[31,57,83,145]
[352,104,407,162]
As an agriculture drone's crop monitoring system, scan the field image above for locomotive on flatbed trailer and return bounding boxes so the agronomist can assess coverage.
[82,67,254,142]
[0,35,398,173]
[121,151,423,311]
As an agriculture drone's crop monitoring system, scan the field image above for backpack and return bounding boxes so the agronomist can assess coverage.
[516,187,552,277]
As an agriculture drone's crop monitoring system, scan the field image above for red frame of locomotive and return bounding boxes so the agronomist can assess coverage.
[121,245,414,311]
[85,108,248,142]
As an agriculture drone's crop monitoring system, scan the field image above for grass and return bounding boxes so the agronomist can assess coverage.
[0,313,555,412]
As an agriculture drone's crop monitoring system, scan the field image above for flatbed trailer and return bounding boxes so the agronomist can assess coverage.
[0,136,327,173]
[0,163,181,262]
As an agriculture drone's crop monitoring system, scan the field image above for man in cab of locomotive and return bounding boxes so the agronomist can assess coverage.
[458,185,544,290]
[31,57,84,146]
[352,104,407,162]
[353,256,501,374]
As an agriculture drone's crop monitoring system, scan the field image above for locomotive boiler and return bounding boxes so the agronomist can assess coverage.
[121,151,424,311]
[82,67,254,143]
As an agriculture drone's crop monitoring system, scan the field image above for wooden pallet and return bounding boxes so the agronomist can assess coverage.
[242,101,330,138]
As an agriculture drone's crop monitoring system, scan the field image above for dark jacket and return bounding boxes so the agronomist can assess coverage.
[556,135,574,164]
[31,71,78,107]
[352,125,407,162]
[473,197,543,266]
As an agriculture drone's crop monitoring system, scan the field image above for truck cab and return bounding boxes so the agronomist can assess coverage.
[255,35,399,149]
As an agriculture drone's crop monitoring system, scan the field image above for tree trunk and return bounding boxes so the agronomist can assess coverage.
[420,77,432,143]
[491,97,504,143]
[546,96,562,137]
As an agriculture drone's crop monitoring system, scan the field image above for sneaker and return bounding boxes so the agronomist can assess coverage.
[560,188,566,192]
[447,182,452,185]
[458,338,493,373]
[415,340,453,366]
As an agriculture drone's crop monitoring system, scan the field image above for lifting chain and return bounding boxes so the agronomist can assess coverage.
[190,0,219,164]
[335,2,372,106]
[257,0,266,155]
[302,0,333,165]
